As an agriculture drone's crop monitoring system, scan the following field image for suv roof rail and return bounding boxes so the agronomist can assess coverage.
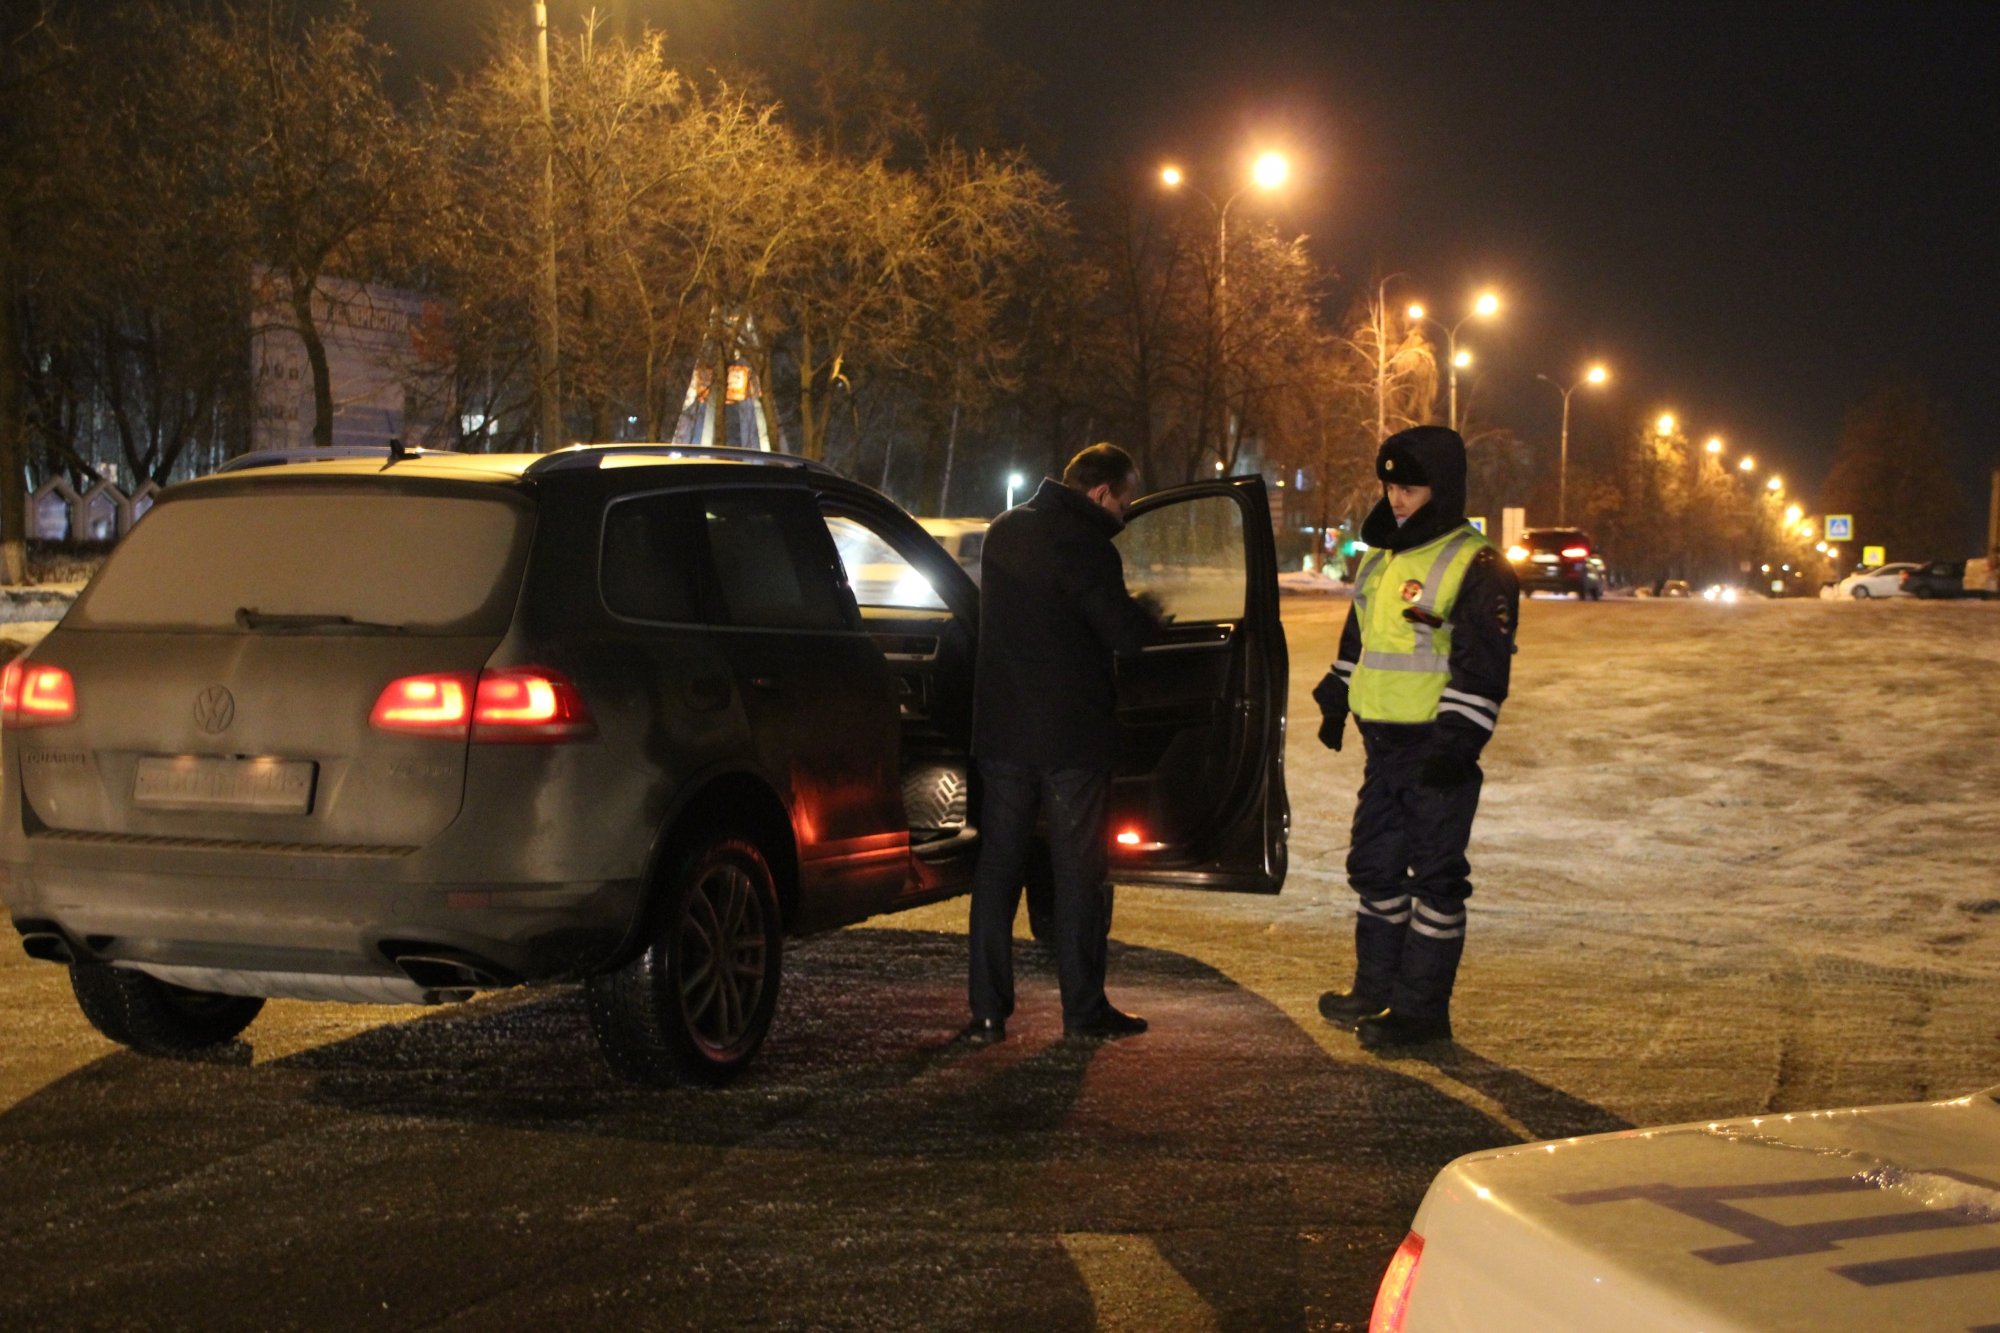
[523,443,837,477]
[215,443,461,474]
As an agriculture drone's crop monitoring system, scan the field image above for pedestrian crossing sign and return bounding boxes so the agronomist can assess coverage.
[1863,545,1886,566]
[1826,514,1853,541]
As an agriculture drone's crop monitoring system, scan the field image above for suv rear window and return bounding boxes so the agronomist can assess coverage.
[69,490,532,634]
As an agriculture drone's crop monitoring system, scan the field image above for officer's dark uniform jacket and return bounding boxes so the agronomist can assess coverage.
[972,477,1156,771]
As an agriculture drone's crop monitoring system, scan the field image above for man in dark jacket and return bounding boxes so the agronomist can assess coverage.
[963,443,1158,1043]
[1313,426,1519,1049]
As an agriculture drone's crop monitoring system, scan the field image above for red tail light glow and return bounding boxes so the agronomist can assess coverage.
[1369,1231,1424,1333]
[471,668,592,742]
[1560,545,1590,559]
[370,673,474,735]
[1115,827,1143,847]
[370,668,592,742]
[1,661,77,728]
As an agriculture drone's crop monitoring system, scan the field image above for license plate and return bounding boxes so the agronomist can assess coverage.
[133,756,317,814]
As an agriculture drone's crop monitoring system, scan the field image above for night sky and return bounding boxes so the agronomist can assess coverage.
[373,2,1999,534]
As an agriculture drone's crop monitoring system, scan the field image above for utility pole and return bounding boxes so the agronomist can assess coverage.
[534,3,562,451]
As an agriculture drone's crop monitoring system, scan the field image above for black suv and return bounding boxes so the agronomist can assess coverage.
[1,445,1287,1085]
[1510,527,1606,599]
[1901,559,1968,599]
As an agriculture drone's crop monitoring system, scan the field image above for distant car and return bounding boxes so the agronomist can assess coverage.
[917,518,990,585]
[1658,579,1692,598]
[1371,1085,2000,1330]
[1900,559,1967,599]
[1507,528,1605,599]
[1834,562,1918,599]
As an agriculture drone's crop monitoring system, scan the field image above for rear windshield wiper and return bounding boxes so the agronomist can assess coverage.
[234,607,407,634]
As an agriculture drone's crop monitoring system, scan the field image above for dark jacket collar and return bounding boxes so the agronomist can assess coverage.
[1027,475,1124,536]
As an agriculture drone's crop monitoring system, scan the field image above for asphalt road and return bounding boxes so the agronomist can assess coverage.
[3,594,1995,1331]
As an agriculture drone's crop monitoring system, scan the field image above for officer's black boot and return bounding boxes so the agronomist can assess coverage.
[1317,907,1405,1030]
[1357,921,1463,1050]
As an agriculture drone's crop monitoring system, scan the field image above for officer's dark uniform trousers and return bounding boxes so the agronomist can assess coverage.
[1347,721,1479,1020]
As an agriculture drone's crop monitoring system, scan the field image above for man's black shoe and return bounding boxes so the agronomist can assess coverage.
[1355,1010,1453,1050]
[1064,1008,1148,1040]
[1317,990,1388,1030]
[960,1017,1006,1045]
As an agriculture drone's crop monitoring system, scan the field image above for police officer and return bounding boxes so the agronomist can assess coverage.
[1313,425,1519,1049]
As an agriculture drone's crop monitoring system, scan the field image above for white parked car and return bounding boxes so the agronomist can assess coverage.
[918,517,990,585]
[1371,1086,2000,1330]
[1833,562,1918,599]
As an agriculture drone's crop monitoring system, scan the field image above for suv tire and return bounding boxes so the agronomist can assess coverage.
[586,835,782,1088]
[69,963,264,1054]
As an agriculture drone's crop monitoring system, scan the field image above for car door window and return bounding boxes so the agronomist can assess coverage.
[601,491,707,623]
[826,515,949,610]
[1116,494,1246,622]
[703,490,856,631]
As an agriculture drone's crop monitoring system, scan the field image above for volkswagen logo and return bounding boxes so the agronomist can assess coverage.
[194,686,235,734]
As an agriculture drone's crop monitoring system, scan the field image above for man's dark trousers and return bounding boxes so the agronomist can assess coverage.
[968,757,1114,1029]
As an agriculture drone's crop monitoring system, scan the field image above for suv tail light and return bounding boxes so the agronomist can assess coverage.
[370,668,592,743]
[1370,1231,1424,1333]
[471,667,592,742]
[1560,545,1590,559]
[2,661,77,728]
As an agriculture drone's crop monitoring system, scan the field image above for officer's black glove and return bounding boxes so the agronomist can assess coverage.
[1310,671,1348,752]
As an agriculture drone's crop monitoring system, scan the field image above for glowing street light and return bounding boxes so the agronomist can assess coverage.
[1655,413,1677,436]
[1407,291,1501,431]
[1453,348,1474,369]
[1767,475,1783,492]
[1705,436,1724,455]
[1739,456,1756,472]
[1537,362,1611,524]
[1159,149,1294,459]
[1784,503,1804,525]
[1006,470,1026,509]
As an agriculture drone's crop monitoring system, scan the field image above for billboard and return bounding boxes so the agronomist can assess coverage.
[251,268,454,452]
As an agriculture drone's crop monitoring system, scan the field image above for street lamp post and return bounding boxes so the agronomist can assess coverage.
[1535,363,1608,525]
[1161,152,1290,466]
[533,2,562,451]
[1409,292,1499,432]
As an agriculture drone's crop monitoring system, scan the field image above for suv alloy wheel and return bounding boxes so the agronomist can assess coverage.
[585,834,783,1087]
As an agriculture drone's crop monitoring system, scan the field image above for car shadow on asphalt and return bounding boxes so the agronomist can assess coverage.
[0,928,1621,1330]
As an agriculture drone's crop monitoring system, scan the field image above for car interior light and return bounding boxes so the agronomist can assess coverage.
[1,661,77,727]
[1370,1231,1424,1333]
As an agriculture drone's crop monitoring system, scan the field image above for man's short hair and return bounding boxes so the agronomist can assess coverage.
[1063,443,1137,494]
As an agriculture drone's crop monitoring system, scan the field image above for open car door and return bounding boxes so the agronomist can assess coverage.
[1108,475,1288,893]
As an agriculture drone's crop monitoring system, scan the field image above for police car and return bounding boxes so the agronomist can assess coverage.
[1372,1085,2000,1330]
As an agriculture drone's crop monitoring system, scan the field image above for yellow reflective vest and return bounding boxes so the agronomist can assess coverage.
[1347,524,1493,724]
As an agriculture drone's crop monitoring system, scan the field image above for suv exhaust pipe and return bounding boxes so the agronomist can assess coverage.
[385,948,512,992]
